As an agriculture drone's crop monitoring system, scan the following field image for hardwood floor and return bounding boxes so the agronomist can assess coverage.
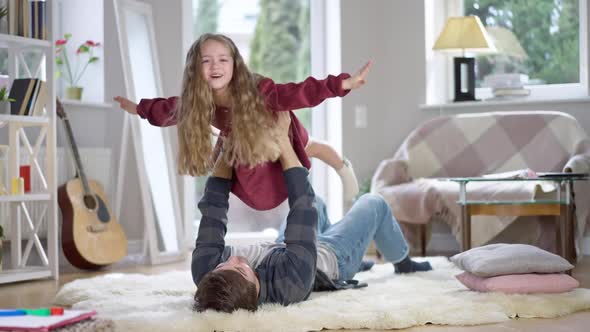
[1,254,589,331]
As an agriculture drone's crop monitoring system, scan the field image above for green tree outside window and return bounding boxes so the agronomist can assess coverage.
[193,0,220,37]
[249,0,311,128]
[465,0,579,86]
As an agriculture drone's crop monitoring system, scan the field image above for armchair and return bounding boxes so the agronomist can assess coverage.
[371,111,590,259]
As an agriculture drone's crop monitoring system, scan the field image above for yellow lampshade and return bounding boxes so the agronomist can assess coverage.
[486,26,527,59]
[433,16,496,53]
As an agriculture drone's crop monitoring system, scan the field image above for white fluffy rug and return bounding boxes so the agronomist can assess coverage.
[54,257,590,332]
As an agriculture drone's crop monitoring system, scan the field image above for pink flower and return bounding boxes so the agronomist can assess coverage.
[54,34,101,87]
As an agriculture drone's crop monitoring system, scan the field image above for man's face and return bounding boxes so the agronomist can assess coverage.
[214,256,260,293]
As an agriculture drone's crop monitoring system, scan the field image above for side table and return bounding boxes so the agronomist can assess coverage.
[444,174,588,265]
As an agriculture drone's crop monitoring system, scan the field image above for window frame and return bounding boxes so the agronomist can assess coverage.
[425,0,589,105]
[310,0,343,221]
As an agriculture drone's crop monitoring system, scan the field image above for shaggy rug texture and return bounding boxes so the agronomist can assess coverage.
[53,257,590,332]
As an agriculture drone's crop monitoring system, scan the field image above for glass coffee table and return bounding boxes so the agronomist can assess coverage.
[443,174,588,264]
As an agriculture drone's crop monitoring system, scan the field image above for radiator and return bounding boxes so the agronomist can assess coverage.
[0,147,113,238]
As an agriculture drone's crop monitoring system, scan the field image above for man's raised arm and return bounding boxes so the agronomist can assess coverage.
[191,154,233,285]
[261,114,318,304]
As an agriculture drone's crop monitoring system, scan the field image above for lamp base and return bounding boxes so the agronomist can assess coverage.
[453,57,477,102]
[454,97,480,102]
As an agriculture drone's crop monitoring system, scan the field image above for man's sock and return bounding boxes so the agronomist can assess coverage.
[358,260,375,272]
[394,255,432,274]
[337,158,359,203]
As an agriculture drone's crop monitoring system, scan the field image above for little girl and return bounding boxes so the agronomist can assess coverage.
[114,33,371,210]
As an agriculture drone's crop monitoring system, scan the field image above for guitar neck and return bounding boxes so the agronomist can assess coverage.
[61,117,92,195]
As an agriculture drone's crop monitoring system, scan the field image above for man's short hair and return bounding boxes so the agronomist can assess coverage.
[194,269,258,313]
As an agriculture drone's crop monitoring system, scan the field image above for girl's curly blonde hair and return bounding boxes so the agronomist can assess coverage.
[176,33,280,176]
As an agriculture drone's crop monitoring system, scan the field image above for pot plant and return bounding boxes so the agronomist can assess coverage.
[0,86,15,115]
[0,5,8,34]
[55,34,101,101]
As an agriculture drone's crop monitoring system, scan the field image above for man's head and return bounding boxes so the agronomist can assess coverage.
[194,256,260,313]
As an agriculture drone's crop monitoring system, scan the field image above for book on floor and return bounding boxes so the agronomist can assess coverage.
[0,309,96,332]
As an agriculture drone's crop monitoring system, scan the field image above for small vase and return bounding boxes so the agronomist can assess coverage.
[0,100,11,115]
[0,17,7,35]
[65,86,83,101]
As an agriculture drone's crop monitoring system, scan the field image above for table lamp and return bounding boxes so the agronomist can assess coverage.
[433,16,496,102]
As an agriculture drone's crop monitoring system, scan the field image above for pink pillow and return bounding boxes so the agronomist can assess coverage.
[456,271,579,294]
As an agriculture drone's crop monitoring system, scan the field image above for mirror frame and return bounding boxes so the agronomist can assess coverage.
[113,0,185,264]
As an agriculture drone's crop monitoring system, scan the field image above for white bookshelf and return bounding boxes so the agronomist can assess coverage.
[0,114,50,125]
[0,193,52,202]
[0,0,58,284]
[0,34,52,49]
[0,266,52,284]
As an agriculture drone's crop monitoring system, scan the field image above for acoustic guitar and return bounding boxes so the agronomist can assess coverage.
[56,98,127,269]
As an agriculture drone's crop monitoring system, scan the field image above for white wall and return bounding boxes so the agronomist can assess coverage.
[340,0,432,185]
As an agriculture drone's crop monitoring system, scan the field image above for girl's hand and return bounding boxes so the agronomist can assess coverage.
[113,96,138,114]
[342,60,373,90]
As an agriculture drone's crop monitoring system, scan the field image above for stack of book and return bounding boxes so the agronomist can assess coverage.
[483,73,531,99]
[491,87,531,98]
[8,78,47,116]
[5,0,47,40]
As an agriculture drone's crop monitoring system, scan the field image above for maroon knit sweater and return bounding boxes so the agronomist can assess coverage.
[136,74,350,210]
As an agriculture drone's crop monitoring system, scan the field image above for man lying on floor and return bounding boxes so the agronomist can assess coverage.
[192,113,432,313]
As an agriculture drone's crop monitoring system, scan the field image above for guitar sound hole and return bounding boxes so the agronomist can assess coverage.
[83,195,97,210]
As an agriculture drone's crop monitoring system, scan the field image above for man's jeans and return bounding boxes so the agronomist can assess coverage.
[276,194,409,280]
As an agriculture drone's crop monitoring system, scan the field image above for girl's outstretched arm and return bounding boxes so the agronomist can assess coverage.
[113,96,179,127]
[258,60,372,112]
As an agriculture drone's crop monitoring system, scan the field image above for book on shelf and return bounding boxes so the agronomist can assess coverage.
[30,0,46,40]
[9,78,35,115]
[8,0,28,37]
[6,0,46,40]
[8,78,47,116]
[29,79,47,116]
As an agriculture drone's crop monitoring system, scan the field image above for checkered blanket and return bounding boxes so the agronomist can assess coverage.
[372,111,590,256]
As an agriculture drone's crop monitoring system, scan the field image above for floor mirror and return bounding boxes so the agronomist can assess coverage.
[113,0,185,264]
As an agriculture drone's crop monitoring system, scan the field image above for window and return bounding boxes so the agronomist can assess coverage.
[425,0,587,104]
[466,0,580,88]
